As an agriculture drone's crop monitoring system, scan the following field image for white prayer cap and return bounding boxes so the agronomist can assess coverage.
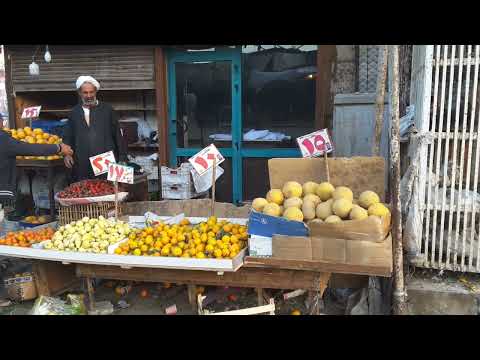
[76,76,100,90]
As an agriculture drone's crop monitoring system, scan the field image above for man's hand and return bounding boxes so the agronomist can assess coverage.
[64,155,74,169]
[59,143,74,157]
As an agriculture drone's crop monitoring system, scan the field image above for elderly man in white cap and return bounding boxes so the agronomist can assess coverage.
[63,76,127,181]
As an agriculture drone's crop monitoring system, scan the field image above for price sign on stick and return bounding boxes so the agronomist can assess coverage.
[21,106,42,119]
[296,129,334,158]
[107,164,134,184]
[89,151,116,176]
[188,144,225,176]
[107,163,133,221]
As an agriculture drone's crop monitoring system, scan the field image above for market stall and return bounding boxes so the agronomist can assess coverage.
[0,156,393,315]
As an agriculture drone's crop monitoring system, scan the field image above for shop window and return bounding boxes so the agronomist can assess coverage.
[174,61,232,149]
[241,45,318,147]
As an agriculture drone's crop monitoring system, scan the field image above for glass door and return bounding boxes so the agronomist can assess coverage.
[166,47,243,203]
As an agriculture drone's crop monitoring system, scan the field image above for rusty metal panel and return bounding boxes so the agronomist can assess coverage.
[8,45,155,91]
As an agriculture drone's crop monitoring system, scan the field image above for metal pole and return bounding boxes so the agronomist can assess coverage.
[389,45,407,315]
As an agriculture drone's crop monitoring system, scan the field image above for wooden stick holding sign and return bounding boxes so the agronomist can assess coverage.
[188,144,225,216]
[211,157,216,216]
[296,128,334,182]
[107,163,134,220]
[114,181,119,220]
[324,151,330,183]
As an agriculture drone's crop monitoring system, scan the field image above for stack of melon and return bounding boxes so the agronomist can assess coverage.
[252,181,390,225]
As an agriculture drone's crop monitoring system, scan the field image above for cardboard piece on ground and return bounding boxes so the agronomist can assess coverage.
[268,157,386,201]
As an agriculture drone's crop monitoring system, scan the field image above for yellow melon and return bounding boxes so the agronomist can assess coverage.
[316,182,335,201]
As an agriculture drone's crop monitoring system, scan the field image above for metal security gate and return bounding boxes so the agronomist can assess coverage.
[411,45,480,272]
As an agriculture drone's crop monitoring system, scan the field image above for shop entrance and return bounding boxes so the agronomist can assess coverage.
[166,47,242,203]
[167,46,317,204]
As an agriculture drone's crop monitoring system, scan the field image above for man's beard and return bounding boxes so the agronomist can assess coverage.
[82,97,97,106]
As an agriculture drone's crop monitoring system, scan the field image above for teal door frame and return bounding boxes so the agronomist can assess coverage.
[166,47,301,204]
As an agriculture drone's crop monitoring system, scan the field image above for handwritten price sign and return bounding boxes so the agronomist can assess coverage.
[188,144,225,176]
[89,151,116,176]
[107,164,134,184]
[296,129,334,158]
[21,106,42,119]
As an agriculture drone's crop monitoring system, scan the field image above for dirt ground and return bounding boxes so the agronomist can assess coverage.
[0,280,320,315]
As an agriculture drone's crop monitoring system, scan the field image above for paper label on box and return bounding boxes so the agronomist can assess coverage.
[249,235,272,257]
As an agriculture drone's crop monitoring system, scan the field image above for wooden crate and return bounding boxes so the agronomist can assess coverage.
[58,202,119,225]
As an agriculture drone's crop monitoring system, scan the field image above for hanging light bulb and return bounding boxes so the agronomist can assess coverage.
[29,61,40,76]
[44,45,51,63]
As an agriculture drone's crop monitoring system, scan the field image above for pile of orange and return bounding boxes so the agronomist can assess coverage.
[0,227,55,247]
[114,216,248,259]
[2,126,63,161]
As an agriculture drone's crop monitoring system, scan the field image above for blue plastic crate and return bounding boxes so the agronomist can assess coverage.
[31,119,68,136]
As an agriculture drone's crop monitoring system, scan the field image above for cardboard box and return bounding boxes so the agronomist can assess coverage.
[4,274,38,301]
[248,210,309,238]
[266,157,393,275]
[272,234,392,270]
[247,210,309,258]
[272,236,312,260]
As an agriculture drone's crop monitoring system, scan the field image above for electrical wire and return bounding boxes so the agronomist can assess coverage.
[31,45,41,62]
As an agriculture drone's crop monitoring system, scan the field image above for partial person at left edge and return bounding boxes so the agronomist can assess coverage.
[0,121,73,202]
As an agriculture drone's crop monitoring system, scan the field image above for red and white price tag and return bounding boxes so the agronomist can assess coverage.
[296,129,334,158]
[21,106,42,119]
[89,151,116,176]
[107,163,134,184]
[188,144,225,176]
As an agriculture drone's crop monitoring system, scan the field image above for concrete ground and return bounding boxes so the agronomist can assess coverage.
[405,267,480,315]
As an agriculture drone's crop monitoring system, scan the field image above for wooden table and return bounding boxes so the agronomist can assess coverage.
[16,159,65,220]
[75,262,332,314]
[30,252,391,315]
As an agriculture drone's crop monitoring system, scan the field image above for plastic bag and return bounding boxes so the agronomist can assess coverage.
[30,294,87,315]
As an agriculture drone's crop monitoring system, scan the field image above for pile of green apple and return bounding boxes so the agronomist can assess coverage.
[43,216,131,253]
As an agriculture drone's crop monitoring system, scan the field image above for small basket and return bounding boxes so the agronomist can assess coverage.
[4,274,38,302]
[58,202,120,225]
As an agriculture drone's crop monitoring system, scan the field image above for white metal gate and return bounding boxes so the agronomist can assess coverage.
[412,45,480,272]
